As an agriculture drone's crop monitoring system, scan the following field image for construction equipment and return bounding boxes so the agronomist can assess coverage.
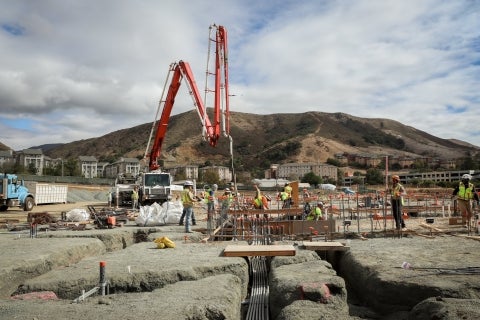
[138,170,172,206]
[143,24,232,190]
[88,205,128,229]
[0,173,35,211]
[113,173,138,207]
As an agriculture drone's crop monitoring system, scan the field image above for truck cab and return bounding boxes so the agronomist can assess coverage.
[140,171,172,206]
[0,173,35,211]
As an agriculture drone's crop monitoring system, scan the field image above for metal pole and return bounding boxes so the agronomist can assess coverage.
[99,261,107,296]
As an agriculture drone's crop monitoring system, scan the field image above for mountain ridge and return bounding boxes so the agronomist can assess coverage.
[2,111,479,171]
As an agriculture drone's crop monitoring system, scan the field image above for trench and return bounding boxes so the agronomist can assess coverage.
[240,249,376,320]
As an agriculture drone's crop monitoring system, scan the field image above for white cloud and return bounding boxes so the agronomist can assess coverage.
[0,0,479,150]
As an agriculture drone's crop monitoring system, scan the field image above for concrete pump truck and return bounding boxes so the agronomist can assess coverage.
[140,24,233,205]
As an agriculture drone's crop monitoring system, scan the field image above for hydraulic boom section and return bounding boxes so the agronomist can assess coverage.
[146,24,230,171]
[148,61,216,171]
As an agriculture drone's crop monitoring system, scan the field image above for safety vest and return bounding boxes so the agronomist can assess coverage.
[391,183,404,200]
[221,194,233,204]
[204,189,214,203]
[307,207,322,220]
[458,182,474,200]
[285,185,292,197]
[131,190,139,200]
[182,189,193,207]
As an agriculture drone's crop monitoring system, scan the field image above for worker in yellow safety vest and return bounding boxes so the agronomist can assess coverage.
[253,184,263,209]
[219,188,234,224]
[181,181,198,233]
[306,202,323,221]
[283,183,293,208]
[390,175,407,231]
[452,174,479,228]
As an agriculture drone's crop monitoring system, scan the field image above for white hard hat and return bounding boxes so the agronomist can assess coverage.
[462,174,472,180]
[225,188,230,191]
[184,180,193,186]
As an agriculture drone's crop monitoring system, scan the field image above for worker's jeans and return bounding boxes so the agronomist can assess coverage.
[184,206,193,232]
[179,209,196,225]
[391,199,404,229]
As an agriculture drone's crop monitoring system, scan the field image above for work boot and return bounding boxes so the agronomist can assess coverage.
[179,221,184,226]
[192,220,197,226]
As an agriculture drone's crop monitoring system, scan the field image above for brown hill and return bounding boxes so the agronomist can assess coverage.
[40,111,479,172]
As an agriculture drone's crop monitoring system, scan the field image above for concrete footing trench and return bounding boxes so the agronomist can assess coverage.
[1,225,480,320]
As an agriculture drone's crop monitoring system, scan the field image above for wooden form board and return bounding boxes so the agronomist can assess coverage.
[223,244,296,257]
[301,241,349,252]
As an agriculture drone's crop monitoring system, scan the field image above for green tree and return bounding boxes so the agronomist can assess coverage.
[27,163,37,175]
[301,172,322,187]
[365,168,383,185]
[64,159,80,176]
[202,170,220,185]
[326,158,341,166]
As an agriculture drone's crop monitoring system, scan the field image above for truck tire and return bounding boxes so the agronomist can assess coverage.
[0,205,8,212]
[24,197,34,211]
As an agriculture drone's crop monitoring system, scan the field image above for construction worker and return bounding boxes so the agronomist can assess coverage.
[181,180,198,233]
[303,201,311,220]
[307,202,323,221]
[253,184,263,209]
[283,182,293,208]
[452,174,479,228]
[219,188,233,224]
[107,190,113,207]
[390,175,407,231]
[131,187,139,210]
[302,188,310,200]
[204,185,216,232]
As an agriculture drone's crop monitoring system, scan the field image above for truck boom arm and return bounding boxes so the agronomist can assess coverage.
[147,25,229,171]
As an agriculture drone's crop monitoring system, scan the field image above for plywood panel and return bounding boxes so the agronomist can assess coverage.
[223,244,296,257]
[302,241,349,251]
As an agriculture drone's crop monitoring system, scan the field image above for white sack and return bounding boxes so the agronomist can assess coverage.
[65,208,90,222]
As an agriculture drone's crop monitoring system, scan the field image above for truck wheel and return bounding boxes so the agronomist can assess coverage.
[0,205,8,212]
[24,197,34,211]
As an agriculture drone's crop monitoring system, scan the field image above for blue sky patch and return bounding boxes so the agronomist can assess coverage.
[0,117,35,131]
[2,23,25,36]
[446,105,467,114]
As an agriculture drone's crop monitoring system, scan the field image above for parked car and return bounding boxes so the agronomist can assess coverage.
[341,187,356,195]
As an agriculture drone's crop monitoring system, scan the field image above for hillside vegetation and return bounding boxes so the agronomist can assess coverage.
[4,111,480,174]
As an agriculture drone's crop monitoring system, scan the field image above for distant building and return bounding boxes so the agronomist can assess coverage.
[0,150,14,169]
[97,162,109,178]
[104,157,140,178]
[273,162,338,182]
[165,165,199,180]
[199,165,232,183]
[16,149,44,175]
[78,156,98,178]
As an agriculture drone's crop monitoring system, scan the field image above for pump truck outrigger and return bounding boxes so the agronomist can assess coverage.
[142,25,234,202]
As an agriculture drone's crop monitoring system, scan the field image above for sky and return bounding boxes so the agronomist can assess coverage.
[1,0,480,151]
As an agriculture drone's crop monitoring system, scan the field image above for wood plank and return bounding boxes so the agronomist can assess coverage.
[419,222,444,232]
[301,241,349,251]
[223,244,296,257]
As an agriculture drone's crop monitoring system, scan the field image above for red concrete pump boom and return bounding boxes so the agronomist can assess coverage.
[147,25,230,171]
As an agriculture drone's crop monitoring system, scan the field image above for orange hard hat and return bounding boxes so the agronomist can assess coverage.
[391,175,400,181]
